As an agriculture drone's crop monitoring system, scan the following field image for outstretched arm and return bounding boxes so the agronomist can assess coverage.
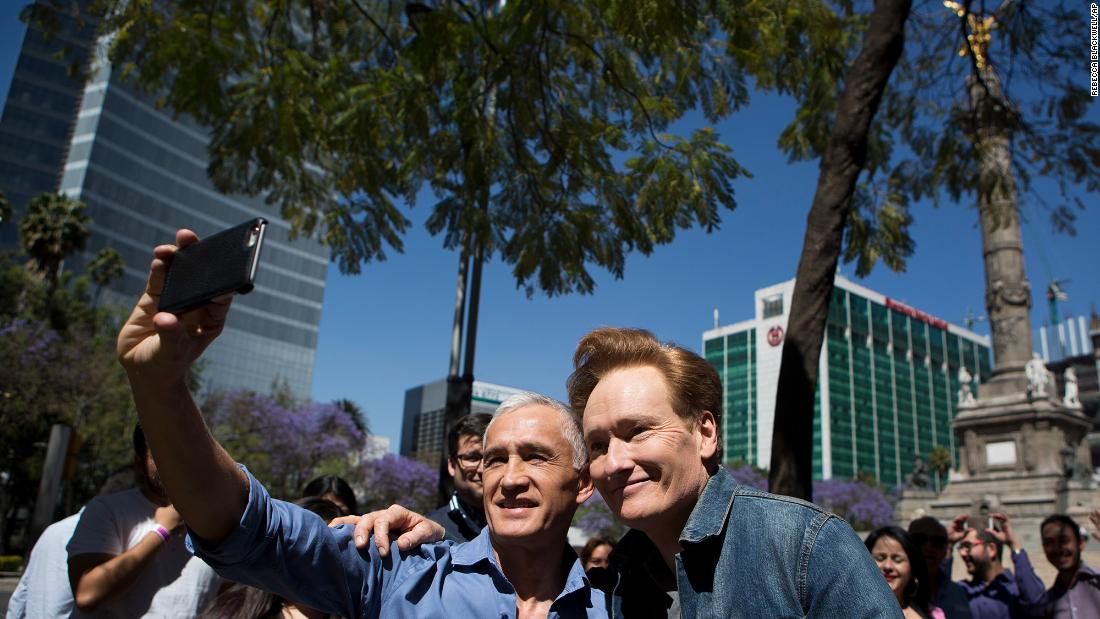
[116,230,246,542]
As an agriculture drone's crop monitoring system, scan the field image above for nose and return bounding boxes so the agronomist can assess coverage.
[500,457,530,494]
[603,437,634,478]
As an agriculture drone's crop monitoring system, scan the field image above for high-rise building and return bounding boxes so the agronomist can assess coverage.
[703,276,992,489]
[400,379,525,466]
[1,8,328,397]
[1035,314,1095,363]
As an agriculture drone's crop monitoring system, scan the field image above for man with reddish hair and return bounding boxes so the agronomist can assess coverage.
[563,327,895,617]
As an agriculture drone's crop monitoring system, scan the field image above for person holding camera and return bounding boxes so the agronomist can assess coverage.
[946,512,1044,619]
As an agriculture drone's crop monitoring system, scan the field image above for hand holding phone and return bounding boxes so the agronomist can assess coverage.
[158,218,267,314]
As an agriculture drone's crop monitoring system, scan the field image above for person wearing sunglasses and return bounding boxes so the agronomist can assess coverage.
[909,517,973,619]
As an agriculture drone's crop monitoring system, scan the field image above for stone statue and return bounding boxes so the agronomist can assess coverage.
[1025,353,1050,398]
[1063,367,1082,409]
[957,366,976,406]
[906,454,930,489]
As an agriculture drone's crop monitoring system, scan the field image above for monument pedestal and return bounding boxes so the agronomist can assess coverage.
[913,391,1094,523]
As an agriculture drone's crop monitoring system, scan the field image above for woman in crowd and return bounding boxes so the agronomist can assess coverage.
[865,526,943,619]
[302,475,358,516]
[581,536,614,572]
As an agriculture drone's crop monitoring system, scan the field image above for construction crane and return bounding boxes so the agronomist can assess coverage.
[1046,280,1070,359]
[1047,280,1069,326]
[963,307,986,331]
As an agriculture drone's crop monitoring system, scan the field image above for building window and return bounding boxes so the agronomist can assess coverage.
[762,294,784,318]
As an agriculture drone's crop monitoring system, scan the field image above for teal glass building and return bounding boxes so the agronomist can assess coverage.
[703,277,992,489]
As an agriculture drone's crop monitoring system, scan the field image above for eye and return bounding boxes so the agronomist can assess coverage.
[588,440,607,454]
[483,455,504,468]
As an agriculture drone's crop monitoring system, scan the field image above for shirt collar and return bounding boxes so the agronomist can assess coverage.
[680,466,737,544]
[449,527,594,603]
[450,525,497,567]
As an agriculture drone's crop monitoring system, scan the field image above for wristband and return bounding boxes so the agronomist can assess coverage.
[152,525,171,542]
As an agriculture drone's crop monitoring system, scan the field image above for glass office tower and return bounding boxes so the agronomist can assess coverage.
[400,379,525,466]
[703,276,992,489]
[1,8,328,397]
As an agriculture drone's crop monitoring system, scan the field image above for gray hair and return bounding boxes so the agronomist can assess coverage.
[484,392,588,470]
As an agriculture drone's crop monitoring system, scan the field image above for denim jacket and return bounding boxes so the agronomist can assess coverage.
[602,468,902,618]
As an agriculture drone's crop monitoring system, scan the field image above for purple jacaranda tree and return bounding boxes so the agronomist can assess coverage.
[573,491,628,542]
[358,454,438,515]
[727,462,769,491]
[811,478,895,531]
[727,463,893,531]
[203,390,364,499]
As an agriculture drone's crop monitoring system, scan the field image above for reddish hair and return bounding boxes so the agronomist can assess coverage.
[566,327,723,469]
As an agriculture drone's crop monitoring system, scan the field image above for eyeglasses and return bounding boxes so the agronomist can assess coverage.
[911,533,948,548]
[453,452,482,470]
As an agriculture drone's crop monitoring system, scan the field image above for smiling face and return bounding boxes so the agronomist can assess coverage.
[481,405,592,547]
[582,365,716,536]
[958,529,994,576]
[1041,521,1084,574]
[871,535,912,606]
[447,434,485,507]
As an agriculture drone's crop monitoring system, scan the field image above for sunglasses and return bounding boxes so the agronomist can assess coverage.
[911,533,948,548]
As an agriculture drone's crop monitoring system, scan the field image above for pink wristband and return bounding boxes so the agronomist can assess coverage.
[152,525,171,542]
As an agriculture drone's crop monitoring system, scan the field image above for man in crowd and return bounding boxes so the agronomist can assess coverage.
[946,512,1044,618]
[66,424,221,616]
[7,510,82,618]
[427,413,491,542]
[1031,513,1100,617]
[117,228,604,617]
[908,516,972,618]
[353,327,898,617]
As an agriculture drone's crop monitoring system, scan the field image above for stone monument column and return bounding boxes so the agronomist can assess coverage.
[972,67,1033,399]
[896,11,1095,529]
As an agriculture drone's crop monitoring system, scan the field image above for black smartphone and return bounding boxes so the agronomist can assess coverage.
[158,218,267,314]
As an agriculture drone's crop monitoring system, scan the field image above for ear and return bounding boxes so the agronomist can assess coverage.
[575,466,594,506]
[446,457,457,478]
[696,410,718,463]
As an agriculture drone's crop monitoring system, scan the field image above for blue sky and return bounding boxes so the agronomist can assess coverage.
[2,5,1097,451]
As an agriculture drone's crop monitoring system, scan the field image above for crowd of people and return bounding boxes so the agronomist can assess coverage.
[5,228,1100,618]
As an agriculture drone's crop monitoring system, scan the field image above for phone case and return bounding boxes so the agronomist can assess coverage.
[158,218,267,314]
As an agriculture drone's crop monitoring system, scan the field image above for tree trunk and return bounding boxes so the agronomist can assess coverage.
[439,251,471,502]
[769,0,912,500]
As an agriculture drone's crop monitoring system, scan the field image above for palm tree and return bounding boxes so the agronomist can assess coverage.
[928,446,952,492]
[87,248,123,307]
[19,192,91,300]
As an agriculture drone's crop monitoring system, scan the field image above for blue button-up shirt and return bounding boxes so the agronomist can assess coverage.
[189,467,606,618]
[953,550,1046,619]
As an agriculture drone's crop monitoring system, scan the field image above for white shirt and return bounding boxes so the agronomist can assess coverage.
[6,511,81,619]
[66,488,220,618]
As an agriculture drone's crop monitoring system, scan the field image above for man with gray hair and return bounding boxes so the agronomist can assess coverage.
[117,230,606,618]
